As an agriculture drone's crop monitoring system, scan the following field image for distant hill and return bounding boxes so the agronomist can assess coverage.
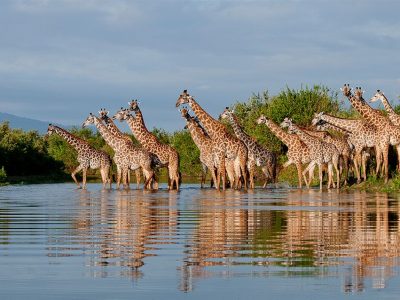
[0,112,69,135]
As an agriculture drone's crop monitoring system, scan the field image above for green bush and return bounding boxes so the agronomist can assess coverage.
[0,166,7,183]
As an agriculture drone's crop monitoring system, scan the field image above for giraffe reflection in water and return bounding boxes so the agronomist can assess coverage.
[179,189,400,293]
[45,188,400,293]
[59,189,178,280]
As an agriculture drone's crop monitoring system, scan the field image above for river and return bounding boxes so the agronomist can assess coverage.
[0,183,399,299]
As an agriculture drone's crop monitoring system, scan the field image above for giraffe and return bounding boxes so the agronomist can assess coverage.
[370,90,400,125]
[98,108,142,188]
[316,120,373,182]
[256,115,311,188]
[312,112,379,183]
[179,107,218,187]
[112,103,180,191]
[82,113,155,190]
[220,108,277,188]
[191,112,237,189]
[300,126,351,185]
[341,84,400,182]
[175,90,248,190]
[46,124,112,189]
[280,118,340,190]
[370,90,400,170]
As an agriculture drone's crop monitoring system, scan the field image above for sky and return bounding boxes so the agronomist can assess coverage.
[0,0,399,132]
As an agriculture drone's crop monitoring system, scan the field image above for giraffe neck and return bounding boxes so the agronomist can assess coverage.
[52,126,88,151]
[346,94,386,126]
[125,114,155,145]
[228,114,252,144]
[188,98,225,139]
[380,94,396,114]
[186,118,210,149]
[291,125,319,147]
[263,119,295,146]
[133,108,148,131]
[301,128,326,139]
[318,122,349,134]
[103,115,128,140]
[92,117,121,150]
[320,114,360,132]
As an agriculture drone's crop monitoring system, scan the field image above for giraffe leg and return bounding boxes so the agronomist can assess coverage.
[295,162,303,188]
[327,163,333,189]
[375,146,382,178]
[302,162,311,188]
[210,167,217,189]
[240,156,248,191]
[134,169,141,189]
[100,167,106,189]
[71,165,84,189]
[142,169,154,190]
[248,160,256,189]
[217,156,226,191]
[82,168,87,189]
[334,155,340,189]
[343,155,349,186]
[318,163,323,190]
[308,164,316,186]
[168,161,180,191]
[232,158,241,189]
[382,144,389,183]
[261,165,270,188]
[122,168,129,189]
[116,166,122,189]
[105,163,112,189]
[201,163,207,188]
[225,159,235,189]
[353,151,361,183]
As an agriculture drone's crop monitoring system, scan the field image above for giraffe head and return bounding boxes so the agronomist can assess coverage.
[219,107,233,120]
[82,113,96,128]
[179,106,191,121]
[280,117,293,129]
[98,108,110,121]
[370,89,384,103]
[256,114,266,125]
[128,99,140,112]
[176,90,191,107]
[112,107,131,122]
[45,124,56,138]
[311,112,325,126]
[354,87,364,100]
[340,83,352,97]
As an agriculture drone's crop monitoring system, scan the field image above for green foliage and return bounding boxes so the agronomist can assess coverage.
[0,122,63,176]
[267,85,341,125]
[231,85,345,154]
[170,129,201,177]
[0,166,7,183]
[151,127,171,144]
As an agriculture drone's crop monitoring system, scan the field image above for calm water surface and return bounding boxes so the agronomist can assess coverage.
[1,183,400,299]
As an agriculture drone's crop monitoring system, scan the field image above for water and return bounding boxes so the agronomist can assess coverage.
[1,183,400,299]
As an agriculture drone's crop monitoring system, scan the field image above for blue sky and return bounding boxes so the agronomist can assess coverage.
[0,0,399,131]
